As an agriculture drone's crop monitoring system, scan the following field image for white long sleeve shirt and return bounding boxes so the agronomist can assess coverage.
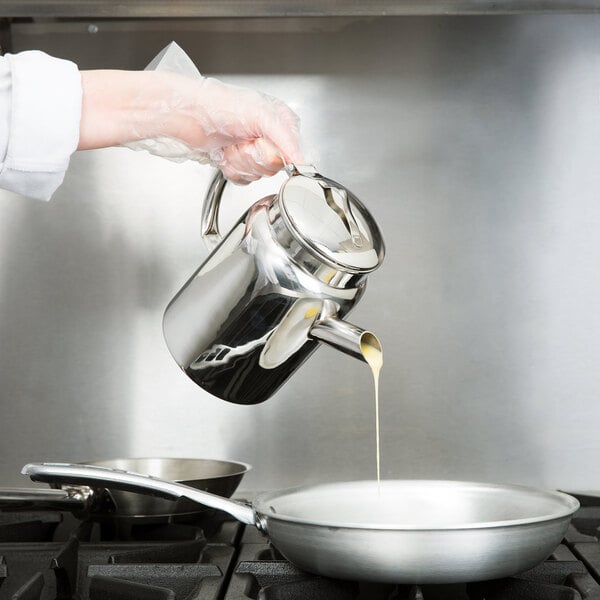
[0,51,81,201]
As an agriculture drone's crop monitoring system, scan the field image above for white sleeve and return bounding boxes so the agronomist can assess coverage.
[0,51,82,202]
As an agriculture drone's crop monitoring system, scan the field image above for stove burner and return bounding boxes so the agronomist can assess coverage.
[1,493,600,599]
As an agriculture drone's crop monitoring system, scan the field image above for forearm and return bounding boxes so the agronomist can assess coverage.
[78,70,156,150]
[78,70,225,151]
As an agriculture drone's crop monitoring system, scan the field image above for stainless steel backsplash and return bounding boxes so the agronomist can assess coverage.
[1,15,599,490]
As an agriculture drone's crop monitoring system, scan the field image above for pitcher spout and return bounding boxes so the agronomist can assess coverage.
[309,317,381,362]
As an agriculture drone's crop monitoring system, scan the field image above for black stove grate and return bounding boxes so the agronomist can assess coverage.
[223,544,600,600]
[1,493,600,599]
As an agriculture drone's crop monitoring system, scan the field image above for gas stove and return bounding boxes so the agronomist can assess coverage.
[1,494,600,600]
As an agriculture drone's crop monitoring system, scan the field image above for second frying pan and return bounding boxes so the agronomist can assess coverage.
[0,457,250,517]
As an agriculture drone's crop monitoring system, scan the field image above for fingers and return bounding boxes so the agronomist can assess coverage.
[217,138,286,185]
[242,92,305,166]
[209,80,305,167]
[261,104,305,166]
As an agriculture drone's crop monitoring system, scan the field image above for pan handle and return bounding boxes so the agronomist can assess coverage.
[22,462,257,526]
[0,486,90,512]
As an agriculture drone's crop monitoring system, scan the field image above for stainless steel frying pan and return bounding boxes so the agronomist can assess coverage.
[0,458,249,517]
[22,462,578,584]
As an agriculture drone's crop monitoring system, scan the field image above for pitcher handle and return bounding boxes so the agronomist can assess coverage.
[201,170,228,251]
[202,165,316,252]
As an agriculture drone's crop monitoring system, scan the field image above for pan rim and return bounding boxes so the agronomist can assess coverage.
[253,479,580,531]
[81,457,252,481]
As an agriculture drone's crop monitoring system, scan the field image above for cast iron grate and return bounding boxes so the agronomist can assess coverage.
[0,510,237,600]
[221,536,600,600]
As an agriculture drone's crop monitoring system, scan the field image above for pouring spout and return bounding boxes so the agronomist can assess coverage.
[309,317,380,362]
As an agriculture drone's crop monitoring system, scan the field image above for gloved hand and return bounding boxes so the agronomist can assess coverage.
[78,70,304,184]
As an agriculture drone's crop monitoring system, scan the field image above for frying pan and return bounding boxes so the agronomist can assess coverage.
[23,462,579,584]
[0,458,249,518]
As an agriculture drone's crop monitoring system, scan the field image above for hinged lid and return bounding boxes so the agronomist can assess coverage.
[278,165,385,274]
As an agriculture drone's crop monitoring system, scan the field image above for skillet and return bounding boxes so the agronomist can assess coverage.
[22,462,579,584]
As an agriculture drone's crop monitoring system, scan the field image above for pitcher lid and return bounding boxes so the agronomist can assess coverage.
[278,165,385,274]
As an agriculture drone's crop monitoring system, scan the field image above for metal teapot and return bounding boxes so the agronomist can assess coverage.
[163,164,385,404]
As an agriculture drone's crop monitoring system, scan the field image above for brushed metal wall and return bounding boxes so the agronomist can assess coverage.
[1,15,599,491]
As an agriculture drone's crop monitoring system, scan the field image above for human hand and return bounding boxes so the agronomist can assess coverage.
[78,70,304,184]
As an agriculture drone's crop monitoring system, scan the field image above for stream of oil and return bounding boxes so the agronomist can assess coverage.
[361,333,383,493]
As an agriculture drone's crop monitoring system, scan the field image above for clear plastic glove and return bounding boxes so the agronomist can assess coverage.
[78,70,304,184]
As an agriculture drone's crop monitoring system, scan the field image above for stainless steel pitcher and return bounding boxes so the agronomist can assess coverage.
[163,164,385,404]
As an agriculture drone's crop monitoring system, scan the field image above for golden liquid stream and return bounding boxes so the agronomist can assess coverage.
[361,333,383,493]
